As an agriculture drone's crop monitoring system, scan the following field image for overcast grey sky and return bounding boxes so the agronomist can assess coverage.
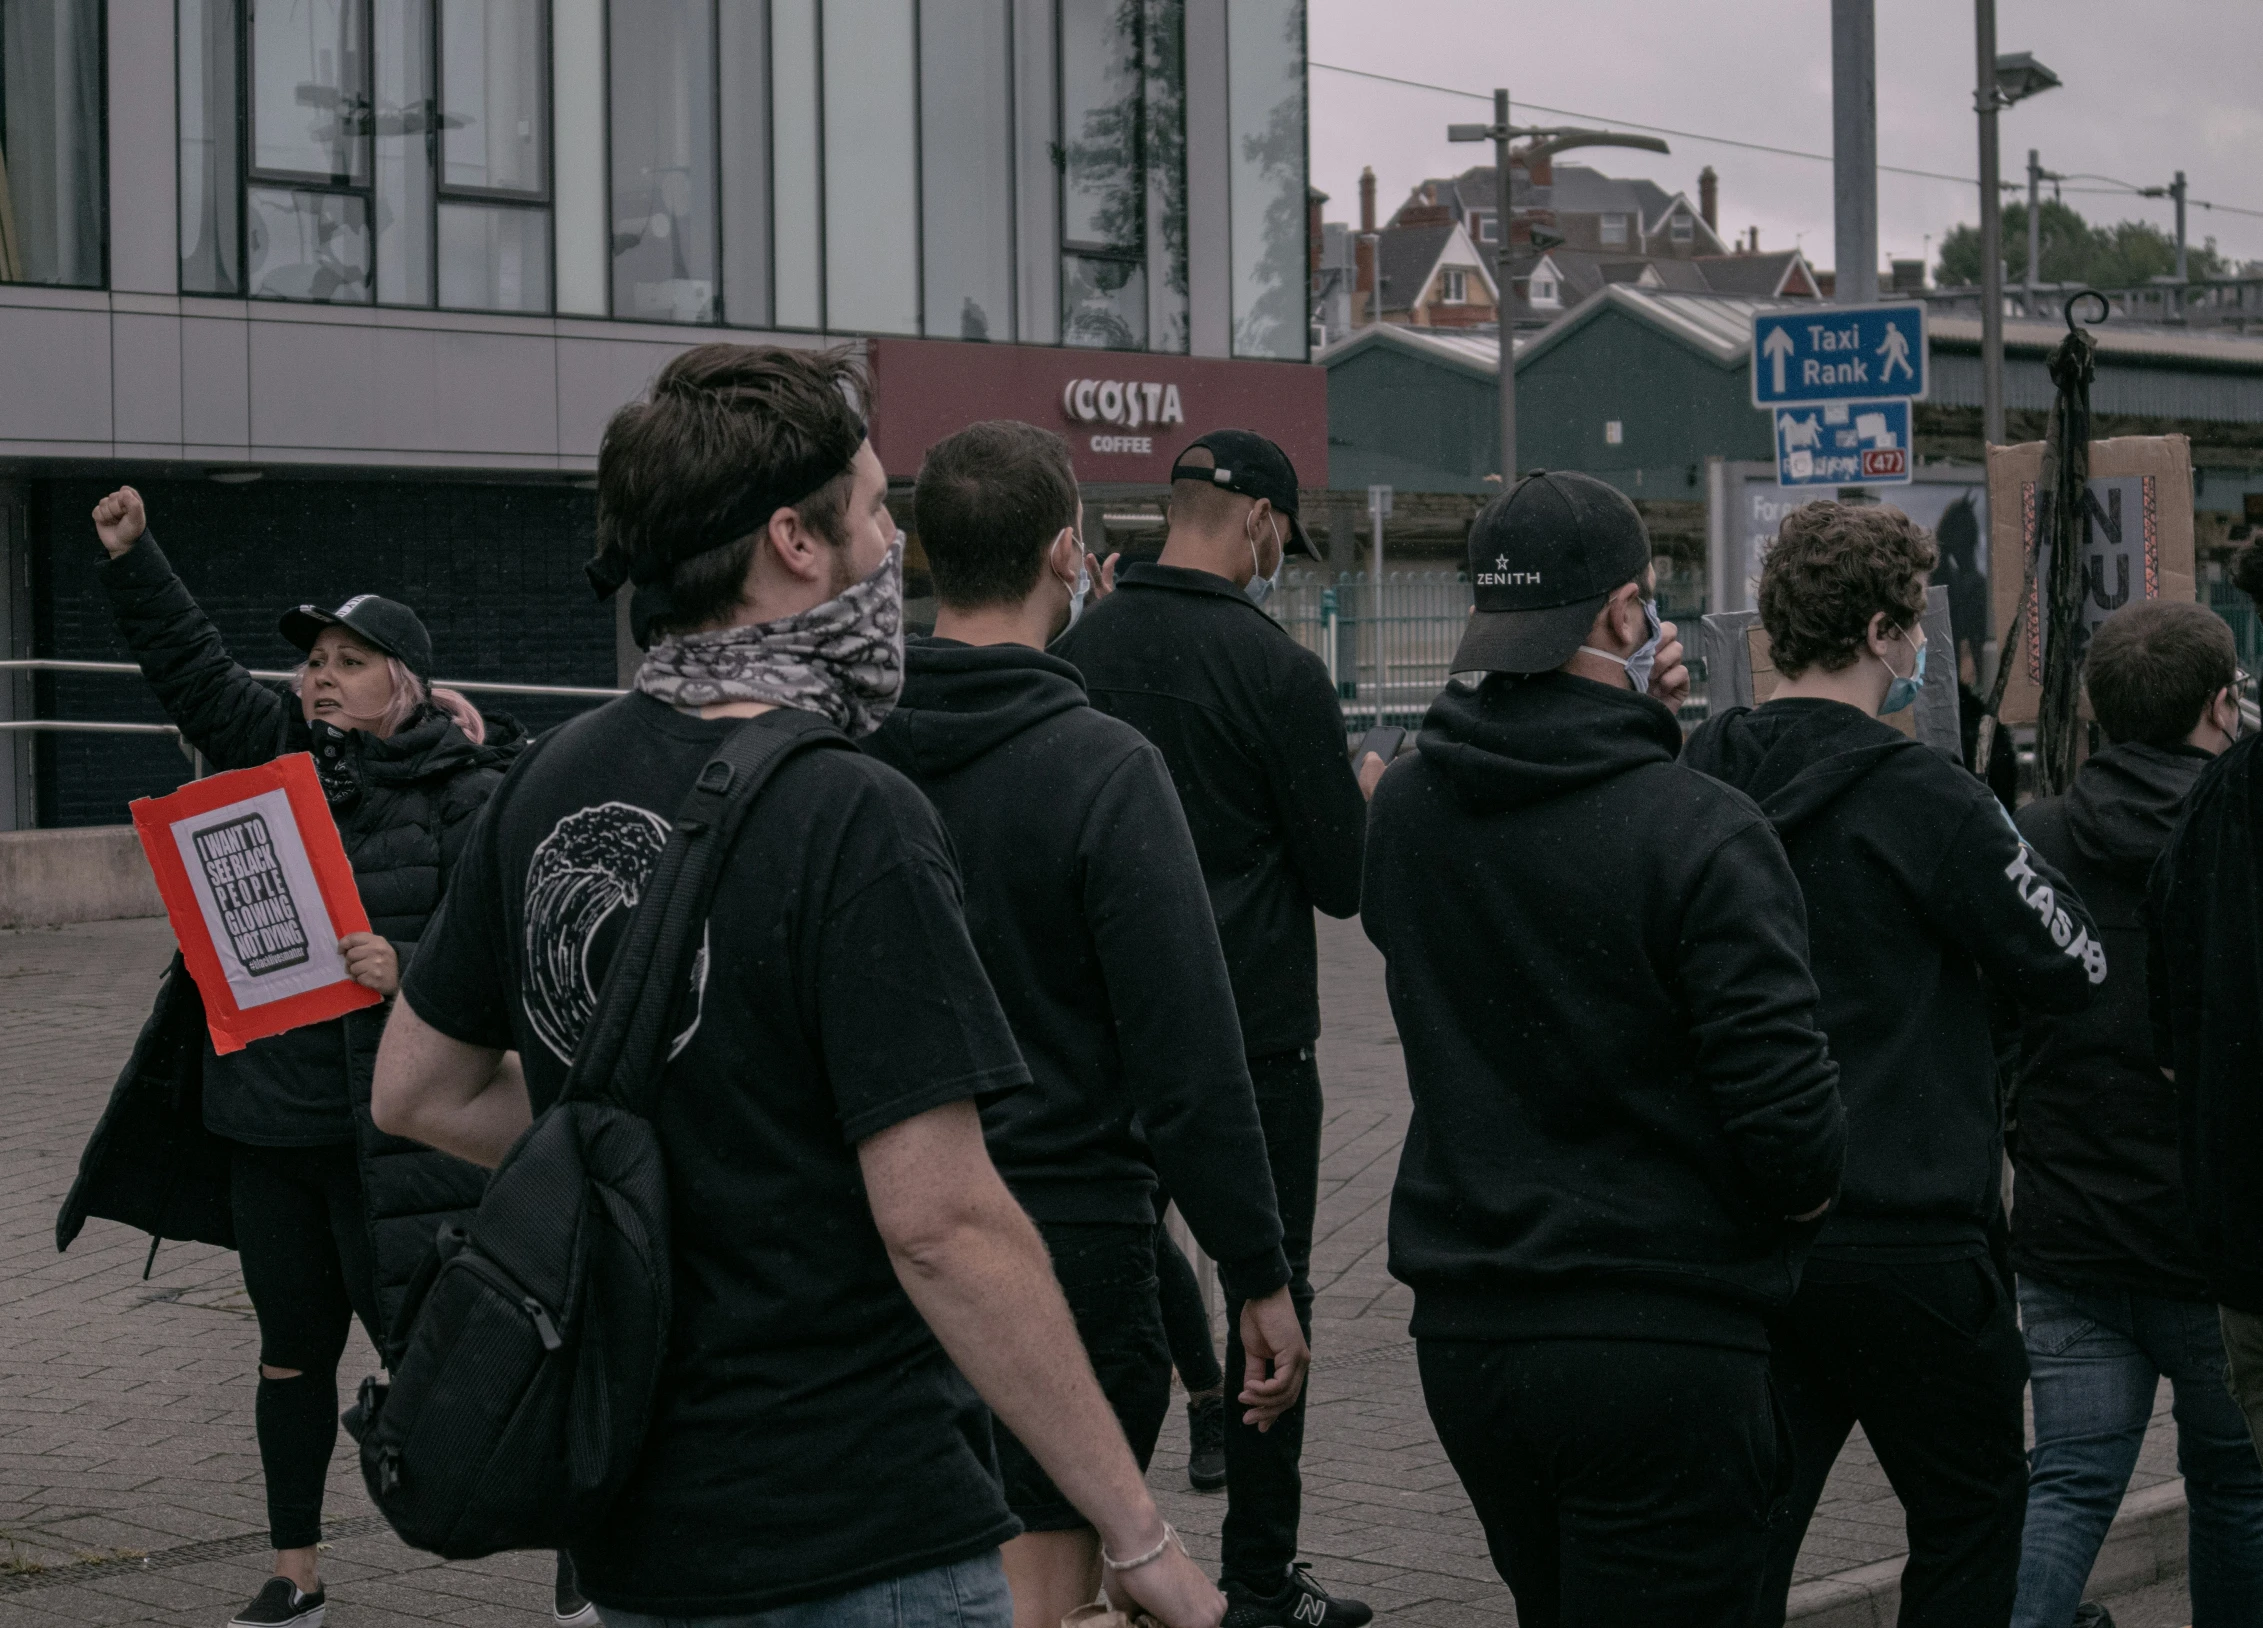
[1308,0,2263,279]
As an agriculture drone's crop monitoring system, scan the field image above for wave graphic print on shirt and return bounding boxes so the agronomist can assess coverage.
[522,801,709,1064]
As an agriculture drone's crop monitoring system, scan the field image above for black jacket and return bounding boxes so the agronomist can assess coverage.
[2149,732,2263,1313]
[867,639,1290,1300]
[55,533,520,1345]
[1368,673,1845,1350]
[1054,563,1366,1057]
[1684,699,2103,1263]
[2014,743,2211,1300]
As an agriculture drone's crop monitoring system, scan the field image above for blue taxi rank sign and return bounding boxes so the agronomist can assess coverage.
[1774,398,1913,488]
[1751,303,1927,407]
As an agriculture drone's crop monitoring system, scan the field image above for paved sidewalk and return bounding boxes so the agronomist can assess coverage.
[0,915,2188,1626]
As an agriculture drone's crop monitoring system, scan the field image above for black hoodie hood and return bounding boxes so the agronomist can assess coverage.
[1680,699,1916,836]
[874,637,1087,777]
[2064,741,2211,877]
[1418,670,1683,813]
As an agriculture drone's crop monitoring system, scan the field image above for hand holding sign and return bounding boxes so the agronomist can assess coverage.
[340,932,400,997]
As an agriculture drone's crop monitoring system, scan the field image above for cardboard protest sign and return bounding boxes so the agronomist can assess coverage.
[1986,435,2197,726]
[131,754,380,1054]
[1700,586,1962,760]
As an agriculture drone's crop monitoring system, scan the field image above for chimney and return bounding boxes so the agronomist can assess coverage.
[1748,226,1760,254]
[1698,166,1717,231]
[1359,166,1376,233]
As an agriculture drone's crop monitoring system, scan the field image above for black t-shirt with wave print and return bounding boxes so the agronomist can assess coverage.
[405,694,1028,1615]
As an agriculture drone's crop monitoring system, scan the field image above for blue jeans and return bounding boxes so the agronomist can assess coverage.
[595,1551,1011,1628]
[2013,1276,2263,1628]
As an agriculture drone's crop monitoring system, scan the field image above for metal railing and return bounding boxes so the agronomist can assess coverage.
[1269,571,1474,726]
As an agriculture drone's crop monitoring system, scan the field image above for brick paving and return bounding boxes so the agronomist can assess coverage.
[0,914,2187,1626]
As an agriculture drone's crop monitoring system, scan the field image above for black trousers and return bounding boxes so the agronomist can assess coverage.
[1155,1222,1223,1394]
[1219,1046,1320,1590]
[1755,1256,2031,1627]
[229,1141,383,1551]
[1419,1337,1788,1628]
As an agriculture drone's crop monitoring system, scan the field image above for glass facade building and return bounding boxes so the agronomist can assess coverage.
[163,0,1306,353]
[0,0,104,288]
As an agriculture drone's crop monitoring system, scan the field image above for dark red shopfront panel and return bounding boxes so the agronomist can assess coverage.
[866,338,1328,488]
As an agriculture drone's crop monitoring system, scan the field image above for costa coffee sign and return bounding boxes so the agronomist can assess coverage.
[867,337,1326,486]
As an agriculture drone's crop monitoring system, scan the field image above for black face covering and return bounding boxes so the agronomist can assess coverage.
[308,718,363,811]
[586,416,868,648]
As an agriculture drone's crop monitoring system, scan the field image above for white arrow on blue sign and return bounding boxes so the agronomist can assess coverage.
[1774,398,1913,488]
[1751,303,1927,406]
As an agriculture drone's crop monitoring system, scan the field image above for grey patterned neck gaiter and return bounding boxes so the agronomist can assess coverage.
[634,536,905,737]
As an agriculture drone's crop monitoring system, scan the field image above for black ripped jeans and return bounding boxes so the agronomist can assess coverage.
[229,1142,383,1552]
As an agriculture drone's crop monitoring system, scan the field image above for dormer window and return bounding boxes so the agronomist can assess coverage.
[1600,213,1628,247]
[1670,211,1693,244]
[1441,268,1469,304]
[1475,213,1497,243]
[1531,277,1558,309]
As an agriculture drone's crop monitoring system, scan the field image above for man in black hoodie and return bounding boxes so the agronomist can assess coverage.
[1366,471,1846,1626]
[868,421,1307,1628]
[1683,500,2105,1628]
[2009,600,2263,1628]
[1055,429,1380,1628]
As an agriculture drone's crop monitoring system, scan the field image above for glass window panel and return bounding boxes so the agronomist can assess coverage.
[823,0,916,336]
[180,0,242,294]
[551,0,607,314]
[441,0,546,194]
[607,0,716,324]
[919,0,1012,341]
[1143,0,1186,351]
[247,186,373,301]
[1226,0,1303,359]
[251,0,371,184]
[374,0,433,304]
[769,0,820,328]
[1059,0,1141,253]
[0,0,104,288]
[1062,252,1145,350]
[438,200,549,310]
[717,0,770,328]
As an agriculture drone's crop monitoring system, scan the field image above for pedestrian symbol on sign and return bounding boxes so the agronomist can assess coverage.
[1877,326,1915,386]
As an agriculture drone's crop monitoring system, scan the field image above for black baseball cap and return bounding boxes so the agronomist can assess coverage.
[278,594,434,682]
[1169,430,1318,559]
[1451,471,1652,674]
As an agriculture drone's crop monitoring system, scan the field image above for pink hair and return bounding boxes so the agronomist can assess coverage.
[291,655,487,744]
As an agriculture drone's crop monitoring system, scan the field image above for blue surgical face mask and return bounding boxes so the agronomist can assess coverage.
[1062,543,1091,633]
[1579,598,1664,694]
[1245,515,1284,607]
[1881,627,1927,714]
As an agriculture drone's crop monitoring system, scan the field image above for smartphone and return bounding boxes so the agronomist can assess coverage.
[1352,725,1405,766]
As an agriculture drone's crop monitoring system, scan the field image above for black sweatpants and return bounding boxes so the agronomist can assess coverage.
[229,1141,383,1552]
[1219,1046,1320,1591]
[1418,1337,1788,1628]
[1755,1256,2031,1627]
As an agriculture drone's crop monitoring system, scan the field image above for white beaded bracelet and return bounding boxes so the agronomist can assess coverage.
[1101,1522,1179,1573]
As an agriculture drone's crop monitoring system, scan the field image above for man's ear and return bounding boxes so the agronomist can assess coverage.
[763,504,829,584]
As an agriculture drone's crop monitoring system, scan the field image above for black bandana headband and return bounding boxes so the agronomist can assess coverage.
[585,416,868,619]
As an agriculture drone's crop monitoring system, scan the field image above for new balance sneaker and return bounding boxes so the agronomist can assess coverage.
[1222,1564,1372,1628]
[226,1578,325,1628]
[554,1551,601,1628]
[1187,1391,1227,1491]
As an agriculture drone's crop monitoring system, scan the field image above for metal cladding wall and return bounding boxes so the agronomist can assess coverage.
[30,477,608,827]
[1516,307,1772,496]
[1322,344,1497,494]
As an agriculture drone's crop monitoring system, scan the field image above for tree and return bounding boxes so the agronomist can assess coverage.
[1936,198,2227,288]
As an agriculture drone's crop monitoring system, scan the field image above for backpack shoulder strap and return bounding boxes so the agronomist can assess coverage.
[557,708,850,1114]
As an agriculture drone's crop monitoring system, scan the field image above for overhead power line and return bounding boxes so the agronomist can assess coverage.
[1310,61,2263,222]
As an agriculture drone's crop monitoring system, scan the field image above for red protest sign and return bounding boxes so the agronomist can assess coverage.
[131,754,381,1054]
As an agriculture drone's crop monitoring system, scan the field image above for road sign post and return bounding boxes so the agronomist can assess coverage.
[1773,399,1913,488]
[1751,303,1927,407]
[1369,484,1393,580]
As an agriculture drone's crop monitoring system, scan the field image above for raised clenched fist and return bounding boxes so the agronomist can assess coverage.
[92,487,146,558]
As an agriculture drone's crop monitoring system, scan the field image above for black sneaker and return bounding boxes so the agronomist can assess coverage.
[1187,1391,1227,1491]
[2070,1606,2116,1628]
[1223,1564,1372,1628]
[226,1578,325,1628]
[554,1551,601,1628]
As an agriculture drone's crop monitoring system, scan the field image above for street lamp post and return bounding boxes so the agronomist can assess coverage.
[1974,28,2061,445]
[1450,97,1667,487]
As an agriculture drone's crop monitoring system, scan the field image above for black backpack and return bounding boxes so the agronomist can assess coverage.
[343,705,850,1558]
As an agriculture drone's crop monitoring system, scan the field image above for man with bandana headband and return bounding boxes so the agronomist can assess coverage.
[374,347,1225,1628]
[868,420,1307,1628]
[1056,429,1379,1628]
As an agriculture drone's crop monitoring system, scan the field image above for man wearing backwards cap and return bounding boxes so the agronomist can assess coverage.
[375,345,1224,1628]
[1362,471,1846,1626]
[1057,430,1380,1628]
